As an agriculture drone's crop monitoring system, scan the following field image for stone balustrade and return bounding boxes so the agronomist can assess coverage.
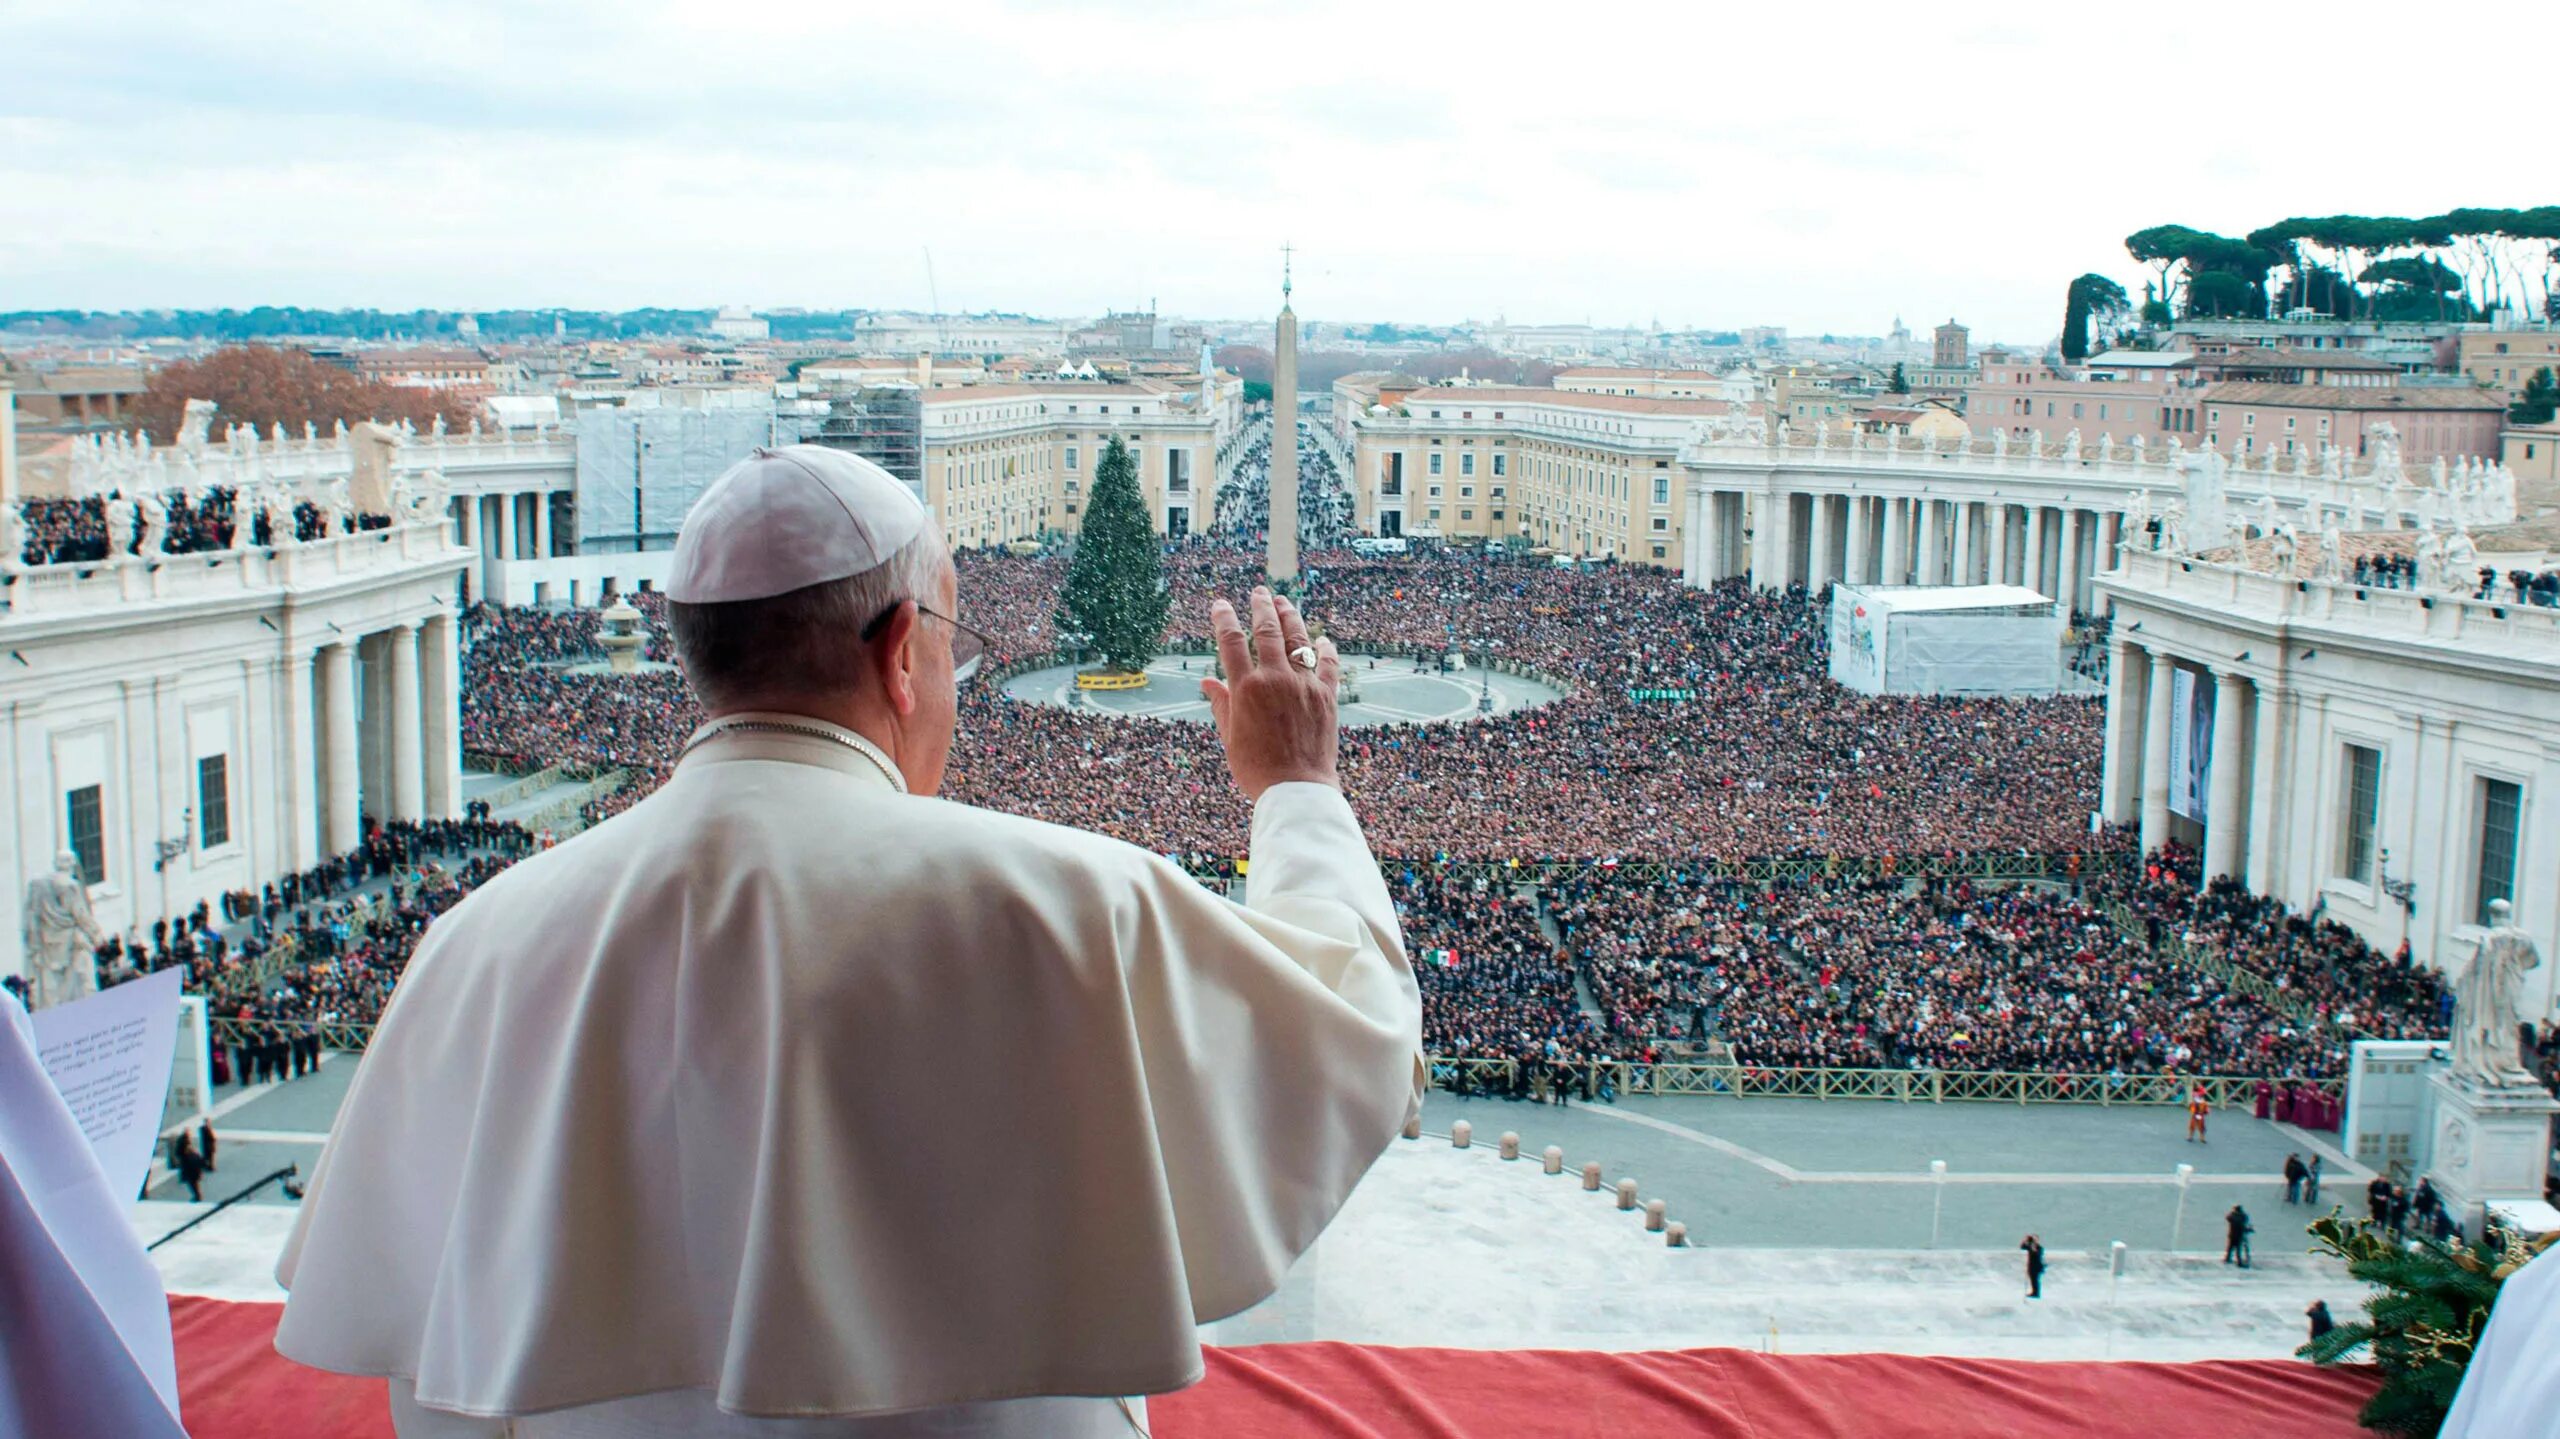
[50,420,575,500]
[1680,422,2516,534]
[0,513,462,618]
[2110,546,2560,658]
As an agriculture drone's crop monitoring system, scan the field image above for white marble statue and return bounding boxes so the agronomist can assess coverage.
[2097,434,2116,464]
[398,467,449,525]
[177,399,219,458]
[263,483,302,549]
[2269,523,2298,577]
[2445,528,2481,590]
[2314,523,2344,582]
[2450,900,2544,1089]
[104,495,137,557]
[2256,492,2281,539]
[2321,444,2346,485]
[133,490,168,556]
[2062,428,2083,462]
[2366,420,2405,491]
[2415,528,2446,590]
[324,476,356,535]
[0,503,25,572]
[24,851,108,1011]
[2156,499,2188,555]
[2175,442,2232,554]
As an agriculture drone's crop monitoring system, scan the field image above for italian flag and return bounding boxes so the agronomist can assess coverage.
[1423,948,1462,968]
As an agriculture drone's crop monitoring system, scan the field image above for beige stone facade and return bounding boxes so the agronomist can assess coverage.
[920,381,1223,549]
[2456,330,2560,401]
[1346,384,1733,565]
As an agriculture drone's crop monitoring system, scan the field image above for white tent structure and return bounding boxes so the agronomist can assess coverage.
[1828,584,2063,697]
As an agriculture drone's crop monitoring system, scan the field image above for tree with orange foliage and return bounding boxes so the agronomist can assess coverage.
[132,346,483,443]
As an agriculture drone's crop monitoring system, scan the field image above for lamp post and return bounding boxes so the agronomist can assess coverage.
[2377,847,2419,949]
[1929,1159,1948,1248]
[2170,1162,2195,1250]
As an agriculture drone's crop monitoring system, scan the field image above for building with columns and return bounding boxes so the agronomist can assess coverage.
[0,477,468,987]
[2097,540,2560,1020]
[1679,423,2518,617]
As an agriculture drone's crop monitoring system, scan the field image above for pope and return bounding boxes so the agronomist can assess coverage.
[274,445,1424,1437]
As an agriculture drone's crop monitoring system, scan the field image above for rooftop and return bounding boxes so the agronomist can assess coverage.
[2195,382,2508,410]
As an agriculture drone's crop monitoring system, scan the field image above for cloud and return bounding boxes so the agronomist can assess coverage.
[3,0,2548,340]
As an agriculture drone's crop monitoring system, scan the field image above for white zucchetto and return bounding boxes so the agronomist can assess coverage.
[665,445,927,604]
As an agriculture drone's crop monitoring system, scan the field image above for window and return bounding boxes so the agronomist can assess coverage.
[1492,453,1508,477]
[1427,507,1442,520]
[1652,474,1670,505]
[1459,509,1474,521]
[2342,744,2382,885]
[67,784,105,885]
[1652,516,1669,531]
[1461,453,1476,476]
[1460,485,1475,498]
[1491,510,1505,521]
[1429,453,1444,475]
[1491,486,1507,499]
[2476,778,2522,925]
[198,755,230,849]
[1428,484,1443,497]
[2072,403,2083,419]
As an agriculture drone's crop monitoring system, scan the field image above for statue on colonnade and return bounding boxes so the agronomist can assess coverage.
[23,851,108,1011]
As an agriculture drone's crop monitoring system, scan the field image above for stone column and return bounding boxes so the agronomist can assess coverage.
[2139,652,2176,854]
[1881,497,1910,584]
[421,613,463,820]
[1951,501,1977,585]
[2096,510,2124,618]
[497,491,519,563]
[389,623,424,822]
[533,490,553,560]
[2025,506,2050,596]
[322,640,360,856]
[1844,496,1872,586]
[2101,638,2141,825]
[2204,671,2249,879]
[283,647,319,869]
[1916,499,1944,585]
[1807,496,1837,592]
[1700,490,1727,583]
[1751,489,1793,590]
[2244,682,2285,895]
[2059,508,2086,617]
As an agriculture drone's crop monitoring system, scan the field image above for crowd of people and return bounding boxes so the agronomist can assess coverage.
[13,485,344,565]
[82,538,2461,1090]
[80,817,536,1080]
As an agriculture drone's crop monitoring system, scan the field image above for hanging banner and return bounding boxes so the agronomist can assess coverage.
[2168,667,2213,823]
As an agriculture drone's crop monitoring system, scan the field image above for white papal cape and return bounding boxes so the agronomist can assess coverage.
[275,716,1423,1431]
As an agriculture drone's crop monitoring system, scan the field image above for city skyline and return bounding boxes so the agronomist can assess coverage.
[4,2,2549,335]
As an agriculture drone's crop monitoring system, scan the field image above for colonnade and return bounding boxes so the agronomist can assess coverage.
[1689,484,2124,617]
[303,612,463,861]
[2102,636,2279,887]
[453,487,566,599]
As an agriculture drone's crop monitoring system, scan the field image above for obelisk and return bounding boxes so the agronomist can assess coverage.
[1269,246,1300,583]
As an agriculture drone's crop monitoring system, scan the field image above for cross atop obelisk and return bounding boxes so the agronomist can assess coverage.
[1269,243,1300,583]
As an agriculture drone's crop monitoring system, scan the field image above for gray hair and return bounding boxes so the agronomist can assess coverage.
[667,518,947,709]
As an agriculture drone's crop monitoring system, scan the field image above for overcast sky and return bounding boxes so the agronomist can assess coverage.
[4,1,2548,342]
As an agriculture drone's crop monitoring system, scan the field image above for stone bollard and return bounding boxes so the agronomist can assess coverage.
[1616,1178,1640,1211]
[1582,1161,1603,1191]
[1665,1221,1689,1248]
[1451,1120,1472,1149]
[1500,1132,1520,1161]
[1543,1145,1564,1175]
[1645,1199,1667,1232]
[1402,1115,1422,1141]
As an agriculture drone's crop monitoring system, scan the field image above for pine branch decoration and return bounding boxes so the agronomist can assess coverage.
[2298,1214,2557,1435]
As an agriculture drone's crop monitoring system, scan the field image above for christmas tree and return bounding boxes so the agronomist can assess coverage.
[1058,436,1170,674]
[2299,1211,2556,1434]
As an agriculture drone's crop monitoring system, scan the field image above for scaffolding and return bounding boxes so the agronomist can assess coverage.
[808,386,923,493]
